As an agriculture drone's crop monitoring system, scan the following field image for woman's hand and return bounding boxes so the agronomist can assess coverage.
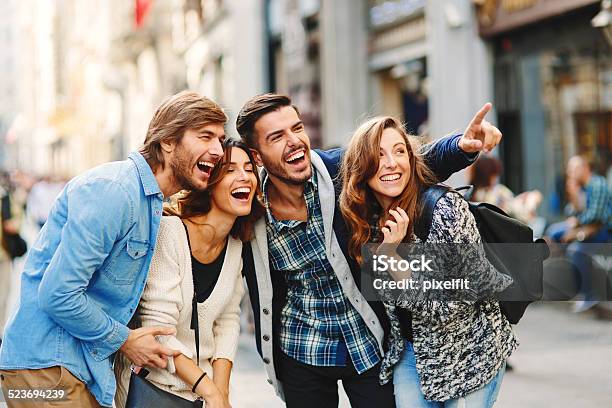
[198,381,232,408]
[381,207,410,245]
[378,207,411,282]
[205,389,232,408]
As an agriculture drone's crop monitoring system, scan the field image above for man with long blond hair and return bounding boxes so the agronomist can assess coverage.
[236,93,501,407]
[0,91,227,407]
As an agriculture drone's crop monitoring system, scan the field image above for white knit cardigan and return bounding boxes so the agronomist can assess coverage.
[115,216,244,406]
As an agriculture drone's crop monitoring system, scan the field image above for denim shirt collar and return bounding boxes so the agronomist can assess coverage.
[128,152,162,197]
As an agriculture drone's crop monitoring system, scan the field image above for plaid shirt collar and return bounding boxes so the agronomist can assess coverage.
[261,167,318,232]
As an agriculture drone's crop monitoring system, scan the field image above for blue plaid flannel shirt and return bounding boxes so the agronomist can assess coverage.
[263,170,380,373]
[578,174,611,227]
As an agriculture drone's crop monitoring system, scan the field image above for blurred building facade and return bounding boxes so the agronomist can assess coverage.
[1,0,141,176]
[0,0,20,169]
[0,0,57,176]
[267,0,610,202]
[476,0,611,218]
[266,0,492,191]
[266,0,493,150]
[367,0,429,136]
[181,0,267,135]
[1,0,609,220]
[1,0,267,177]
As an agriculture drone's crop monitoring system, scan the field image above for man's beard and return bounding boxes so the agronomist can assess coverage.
[169,144,199,192]
[262,153,312,185]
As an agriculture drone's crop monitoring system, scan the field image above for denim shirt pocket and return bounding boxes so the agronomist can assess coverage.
[103,238,150,285]
[127,239,149,260]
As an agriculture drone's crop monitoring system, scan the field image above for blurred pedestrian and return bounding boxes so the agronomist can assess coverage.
[0,179,13,343]
[0,91,227,408]
[26,176,66,230]
[0,173,28,341]
[546,155,611,312]
[468,155,543,233]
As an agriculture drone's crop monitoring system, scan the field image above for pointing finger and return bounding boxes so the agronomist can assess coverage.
[467,103,492,130]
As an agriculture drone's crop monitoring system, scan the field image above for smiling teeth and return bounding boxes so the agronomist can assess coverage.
[231,187,251,194]
[198,161,214,168]
[286,151,305,162]
[380,174,400,181]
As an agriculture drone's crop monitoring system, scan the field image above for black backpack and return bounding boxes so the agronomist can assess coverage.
[414,184,549,324]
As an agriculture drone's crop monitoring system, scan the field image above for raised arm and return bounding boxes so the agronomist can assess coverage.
[422,103,503,182]
[421,134,477,182]
[319,103,503,183]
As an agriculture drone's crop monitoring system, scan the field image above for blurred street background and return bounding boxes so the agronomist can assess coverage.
[0,1,611,407]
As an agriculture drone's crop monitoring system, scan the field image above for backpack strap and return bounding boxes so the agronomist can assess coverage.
[454,185,474,200]
[414,185,452,241]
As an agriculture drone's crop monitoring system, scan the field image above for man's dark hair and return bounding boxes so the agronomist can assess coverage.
[235,93,299,148]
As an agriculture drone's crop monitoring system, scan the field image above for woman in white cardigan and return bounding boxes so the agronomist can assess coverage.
[115,139,265,408]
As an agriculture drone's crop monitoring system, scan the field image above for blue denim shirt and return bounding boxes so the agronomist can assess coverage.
[0,152,163,407]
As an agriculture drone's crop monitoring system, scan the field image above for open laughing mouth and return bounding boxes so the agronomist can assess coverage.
[380,173,401,183]
[285,150,306,166]
[230,187,251,201]
[197,161,215,176]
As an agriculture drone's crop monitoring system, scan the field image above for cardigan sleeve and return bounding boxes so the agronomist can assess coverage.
[138,218,194,372]
[212,258,244,362]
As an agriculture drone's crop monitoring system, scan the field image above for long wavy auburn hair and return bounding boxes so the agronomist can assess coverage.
[164,138,265,242]
[339,117,438,264]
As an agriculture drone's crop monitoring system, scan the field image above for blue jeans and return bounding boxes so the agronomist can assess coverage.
[393,341,506,408]
[547,221,611,300]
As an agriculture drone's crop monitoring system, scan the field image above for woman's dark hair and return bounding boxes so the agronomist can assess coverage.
[469,155,502,194]
[165,138,265,242]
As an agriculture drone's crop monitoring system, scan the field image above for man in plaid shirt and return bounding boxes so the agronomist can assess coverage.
[548,155,610,312]
[236,93,503,407]
[263,169,381,374]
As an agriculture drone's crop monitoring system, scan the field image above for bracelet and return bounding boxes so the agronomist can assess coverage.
[191,372,207,393]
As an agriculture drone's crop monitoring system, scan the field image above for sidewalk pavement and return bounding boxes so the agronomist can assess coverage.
[230,302,612,408]
[495,302,612,407]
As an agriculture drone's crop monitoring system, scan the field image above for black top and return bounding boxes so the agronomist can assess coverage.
[182,222,226,303]
[192,247,226,303]
[1,193,12,221]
